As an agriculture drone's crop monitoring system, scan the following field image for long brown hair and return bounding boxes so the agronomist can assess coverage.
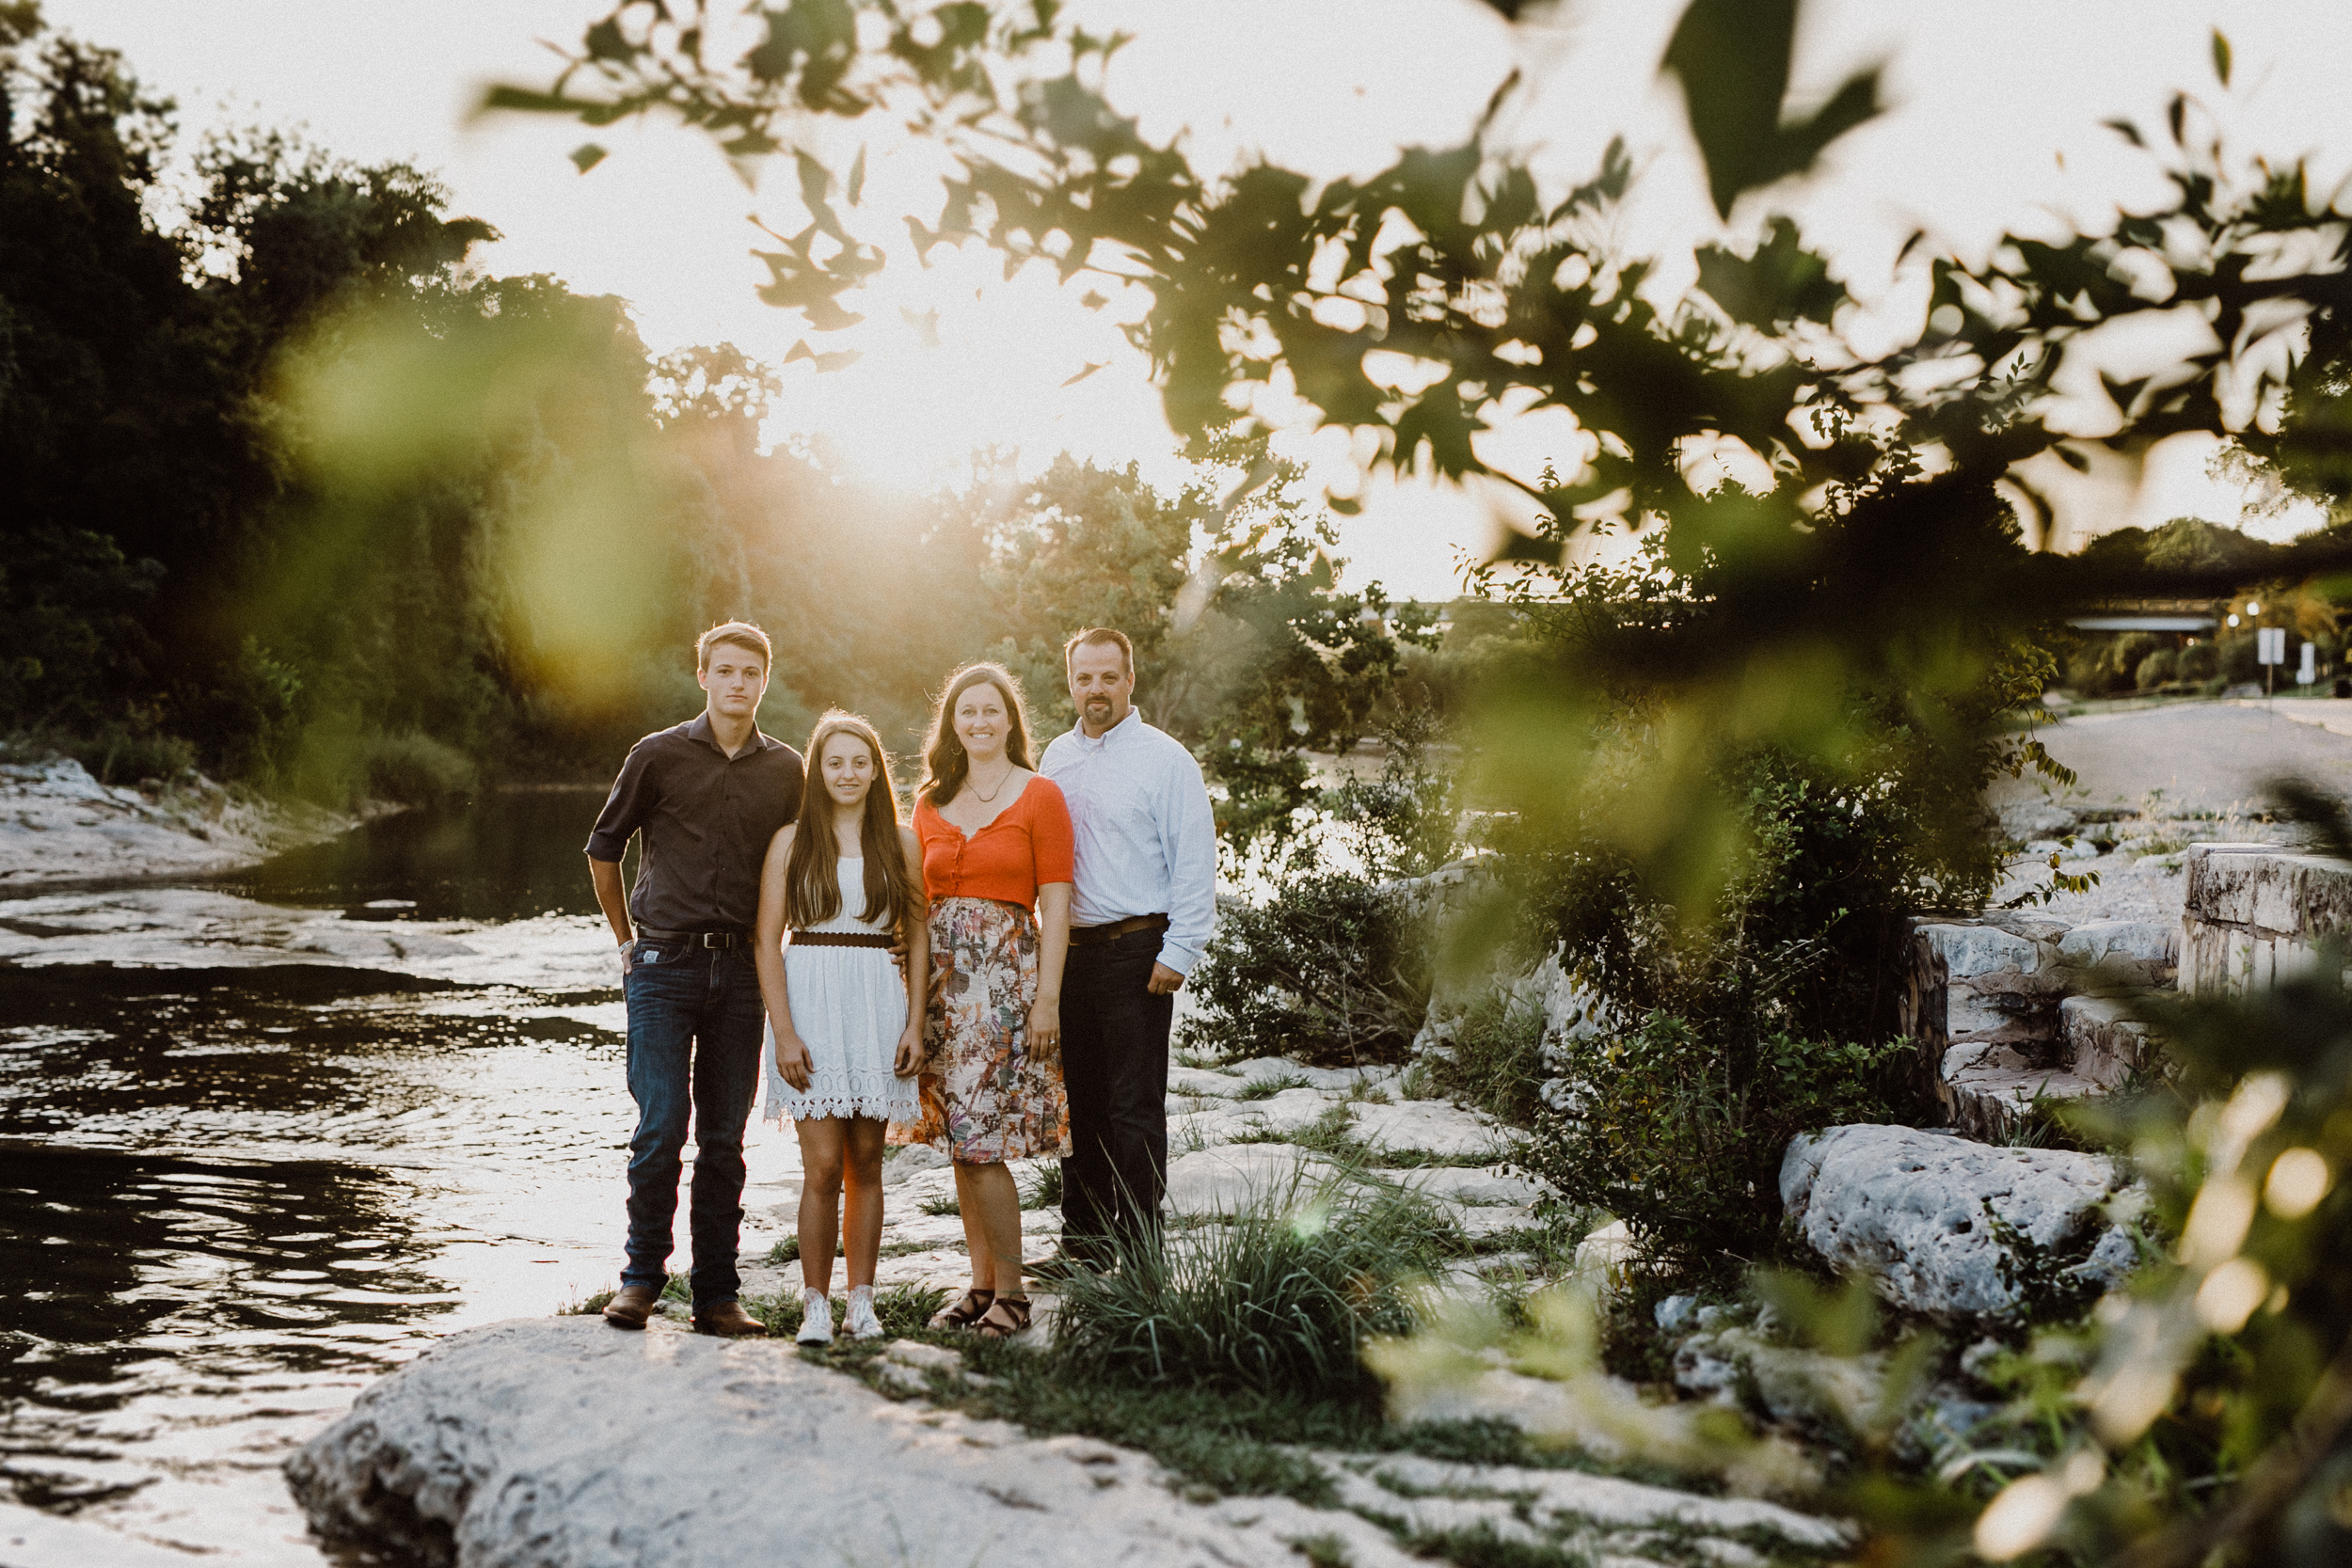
[919,662,1034,807]
[785,711,915,931]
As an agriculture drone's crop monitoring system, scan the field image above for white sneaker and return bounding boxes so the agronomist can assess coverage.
[796,1290,833,1346]
[843,1287,883,1340]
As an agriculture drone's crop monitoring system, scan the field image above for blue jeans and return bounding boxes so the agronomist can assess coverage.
[620,939,765,1310]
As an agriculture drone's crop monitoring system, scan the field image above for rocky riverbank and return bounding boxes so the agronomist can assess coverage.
[288,1315,1849,1568]
[287,1051,1863,1567]
[0,754,361,890]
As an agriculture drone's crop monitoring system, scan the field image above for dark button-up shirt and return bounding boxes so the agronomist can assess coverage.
[584,714,804,932]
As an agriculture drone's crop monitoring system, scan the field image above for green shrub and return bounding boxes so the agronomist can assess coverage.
[1049,1180,1454,1401]
[1181,719,1463,1068]
[1418,993,1549,1128]
[359,731,479,805]
[62,722,197,785]
[1178,871,1430,1066]
[2135,647,2179,689]
[1518,1015,1908,1281]
[2114,629,2162,672]
[2179,641,2218,682]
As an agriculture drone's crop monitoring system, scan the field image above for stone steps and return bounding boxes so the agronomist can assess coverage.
[1901,912,2176,1140]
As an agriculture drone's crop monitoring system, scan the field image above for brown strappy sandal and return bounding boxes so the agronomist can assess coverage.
[975,1296,1031,1340]
[931,1288,994,1330]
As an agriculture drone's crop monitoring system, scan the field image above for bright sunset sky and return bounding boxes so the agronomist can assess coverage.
[40,0,2352,596]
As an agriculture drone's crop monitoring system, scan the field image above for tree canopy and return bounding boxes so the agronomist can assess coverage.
[0,5,1427,831]
[498,0,2352,900]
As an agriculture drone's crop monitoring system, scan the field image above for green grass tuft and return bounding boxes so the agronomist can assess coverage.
[1049,1175,1454,1401]
[1021,1162,1063,1210]
[1232,1071,1312,1101]
[1417,994,1549,1129]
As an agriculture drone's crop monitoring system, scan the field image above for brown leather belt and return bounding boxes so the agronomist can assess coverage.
[1069,912,1168,947]
[788,930,894,949]
[637,927,751,949]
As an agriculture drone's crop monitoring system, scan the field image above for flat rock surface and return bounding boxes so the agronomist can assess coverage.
[1163,1143,1333,1215]
[0,886,618,991]
[1350,1099,1511,1159]
[1320,1451,1850,1555]
[1781,1124,2138,1318]
[289,1316,1334,1568]
[288,1317,1845,1568]
[0,756,355,889]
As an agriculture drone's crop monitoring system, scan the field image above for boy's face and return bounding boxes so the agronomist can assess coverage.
[698,643,770,720]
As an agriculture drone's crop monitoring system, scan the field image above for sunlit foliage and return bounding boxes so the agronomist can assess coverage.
[505,3,2352,1560]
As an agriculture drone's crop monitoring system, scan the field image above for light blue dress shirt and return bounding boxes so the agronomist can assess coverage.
[1040,707,1219,976]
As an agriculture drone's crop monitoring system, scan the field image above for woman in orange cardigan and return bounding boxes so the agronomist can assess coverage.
[897,662,1073,1339]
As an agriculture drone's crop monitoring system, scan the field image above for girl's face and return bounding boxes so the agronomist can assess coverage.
[820,732,876,812]
[953,683,1009,761]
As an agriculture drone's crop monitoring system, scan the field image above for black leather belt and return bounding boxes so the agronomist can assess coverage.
[788,931,893,949]
[1069,913,1168,947]
[636,927,751,949]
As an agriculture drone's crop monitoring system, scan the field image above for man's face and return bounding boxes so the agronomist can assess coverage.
[697,643,770,720]
[1067,642,1134,735]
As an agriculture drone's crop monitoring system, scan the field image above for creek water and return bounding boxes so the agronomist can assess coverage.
[0,789,804,1562]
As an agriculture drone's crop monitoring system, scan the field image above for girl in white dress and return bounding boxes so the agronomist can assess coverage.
[753,711,929,1345]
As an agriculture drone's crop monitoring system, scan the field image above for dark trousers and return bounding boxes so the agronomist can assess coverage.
[1059,926,1175,1261]
[619,938,765,1309]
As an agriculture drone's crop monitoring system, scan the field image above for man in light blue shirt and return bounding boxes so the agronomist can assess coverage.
[1041,627,1218,1263]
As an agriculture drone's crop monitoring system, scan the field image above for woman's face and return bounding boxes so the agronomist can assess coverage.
[953,682,1010,763]
[820,732,876,812]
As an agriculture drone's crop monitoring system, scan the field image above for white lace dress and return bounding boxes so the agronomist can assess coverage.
[764,857,920,1124]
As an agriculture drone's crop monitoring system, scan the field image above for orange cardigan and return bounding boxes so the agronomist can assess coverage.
[914,776,1074,911]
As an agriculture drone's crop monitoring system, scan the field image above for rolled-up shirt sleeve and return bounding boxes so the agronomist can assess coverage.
[584,739,656,863]
[1157,749,1218,976]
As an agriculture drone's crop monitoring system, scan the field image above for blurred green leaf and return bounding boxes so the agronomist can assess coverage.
[1662,0,1882,218]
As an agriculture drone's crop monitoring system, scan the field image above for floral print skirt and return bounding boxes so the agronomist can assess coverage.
[891,897,1070,1163]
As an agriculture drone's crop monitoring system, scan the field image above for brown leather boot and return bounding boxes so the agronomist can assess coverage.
[601,1284,661,1330]
[692,1300,766,1338]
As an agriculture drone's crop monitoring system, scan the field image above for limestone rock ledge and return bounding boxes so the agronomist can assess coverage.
[1781,1125,2143,1319]
[0,754,358,888]
[289,1316,1343,1568]
[290,1316,1853,1568]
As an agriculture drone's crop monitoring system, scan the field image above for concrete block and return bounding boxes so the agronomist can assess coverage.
[1919,923,2041,980]
[2056,920,2178,986]
[2058,995,2154,1089]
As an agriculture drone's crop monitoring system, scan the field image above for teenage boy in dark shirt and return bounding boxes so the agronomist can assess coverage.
[585,622,804,1335]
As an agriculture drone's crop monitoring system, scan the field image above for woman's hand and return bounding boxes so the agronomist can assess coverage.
[893,1022,926,1079]
[774,1029,815,1092]
[1026,994,1060,1055]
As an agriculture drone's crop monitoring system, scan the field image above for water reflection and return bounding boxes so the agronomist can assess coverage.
[205,785,613,922]
[0,789,799,1561]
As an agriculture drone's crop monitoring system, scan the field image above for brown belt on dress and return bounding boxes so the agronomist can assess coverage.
[1068,912,1168,947]
[787,930,894,949]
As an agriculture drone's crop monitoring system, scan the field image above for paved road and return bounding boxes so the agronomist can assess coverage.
[1994,701,2352,815]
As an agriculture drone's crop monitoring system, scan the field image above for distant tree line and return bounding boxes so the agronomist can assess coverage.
[0,8,1439,836]
[2062,517,2348,695]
